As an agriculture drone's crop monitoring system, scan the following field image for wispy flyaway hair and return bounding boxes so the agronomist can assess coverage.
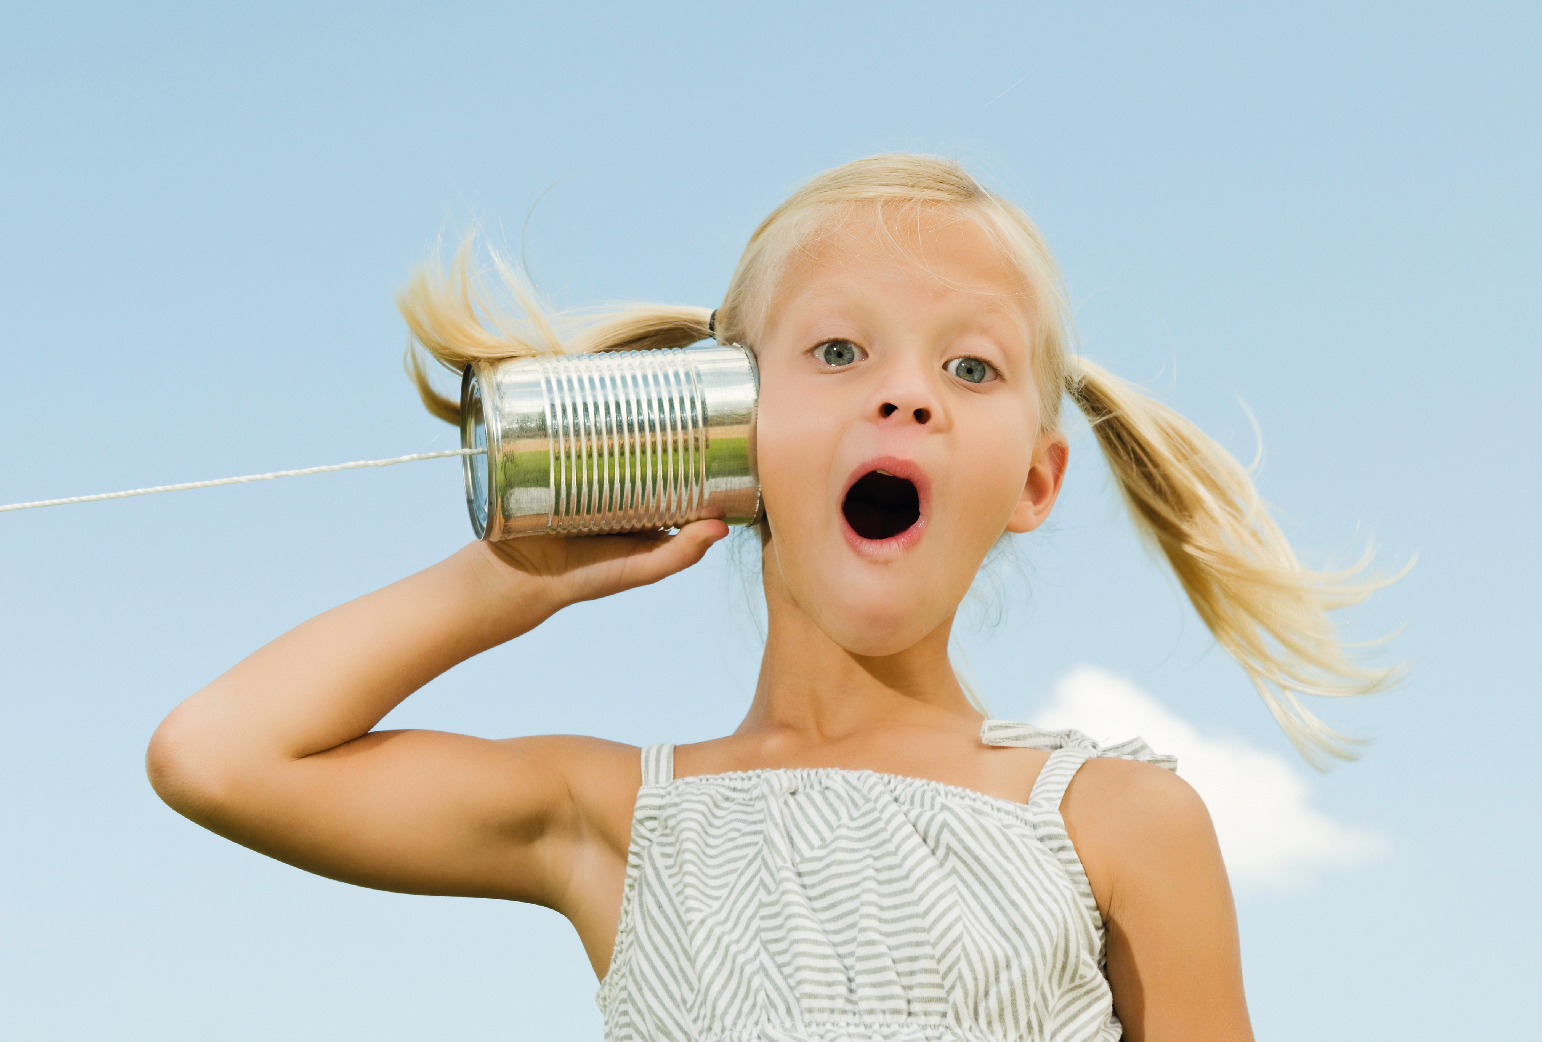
[399,153,1402,764]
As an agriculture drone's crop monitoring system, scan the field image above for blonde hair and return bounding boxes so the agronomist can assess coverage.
[400,154,1401,764]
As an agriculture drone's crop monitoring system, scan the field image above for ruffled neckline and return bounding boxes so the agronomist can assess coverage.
[658,719,1177,811]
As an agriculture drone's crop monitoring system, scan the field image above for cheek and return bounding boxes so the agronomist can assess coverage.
[752,373,840,514]
[950,418,1036,519]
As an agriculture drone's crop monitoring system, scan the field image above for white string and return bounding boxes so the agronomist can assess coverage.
[0,448,485,513]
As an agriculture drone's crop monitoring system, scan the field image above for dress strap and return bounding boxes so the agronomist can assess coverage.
[980,719,1179,814]
[639,743,675,786]
[1028,746,1096,814]
[981,719,1178,770]
[982,720,1178,933]
[980,719,1066,751]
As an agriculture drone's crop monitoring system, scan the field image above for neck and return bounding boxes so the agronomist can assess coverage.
[734,549,980,743]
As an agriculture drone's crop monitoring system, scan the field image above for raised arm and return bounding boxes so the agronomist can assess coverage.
[1063,758,1254,1042]
[145,523,727,915]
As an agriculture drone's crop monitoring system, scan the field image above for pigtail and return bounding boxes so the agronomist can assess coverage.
[1066,356,1402,765]
[397,233,715,424]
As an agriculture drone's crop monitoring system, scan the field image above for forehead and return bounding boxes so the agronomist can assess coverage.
[766,205,1035,335]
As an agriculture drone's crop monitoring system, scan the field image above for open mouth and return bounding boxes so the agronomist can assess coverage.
[842,470,921,541]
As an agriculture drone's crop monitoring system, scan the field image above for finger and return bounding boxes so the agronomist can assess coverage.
[672,519,731,560]
[620,519,730,586]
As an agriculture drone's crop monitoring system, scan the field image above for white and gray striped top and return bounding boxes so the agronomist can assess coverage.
[597,720,1177,1042]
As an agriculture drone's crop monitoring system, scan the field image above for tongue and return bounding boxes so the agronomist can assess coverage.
[843,471,920,540]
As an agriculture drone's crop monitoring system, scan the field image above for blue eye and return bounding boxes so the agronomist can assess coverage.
[945,356,996,384]
[814,340,864,367]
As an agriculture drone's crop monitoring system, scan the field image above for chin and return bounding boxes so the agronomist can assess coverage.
[812,591,948,659]
[840,631,935,659]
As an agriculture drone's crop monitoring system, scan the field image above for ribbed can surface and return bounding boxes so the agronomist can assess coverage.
[460,345,760,540]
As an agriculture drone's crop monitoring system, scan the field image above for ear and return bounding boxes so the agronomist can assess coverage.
[1006,431,1069,534]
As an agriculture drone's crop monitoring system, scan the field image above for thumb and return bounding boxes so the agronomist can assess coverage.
[634,519,731,583]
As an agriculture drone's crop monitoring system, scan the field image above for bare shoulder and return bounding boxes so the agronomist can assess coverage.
[1062,757,1251,1040]
[496,734,643,850]
[497,732,641,775]
[1062,755,1209,835]
[1060,756,1219,917]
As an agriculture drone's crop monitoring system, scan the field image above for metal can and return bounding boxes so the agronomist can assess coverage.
[460,344,761,540]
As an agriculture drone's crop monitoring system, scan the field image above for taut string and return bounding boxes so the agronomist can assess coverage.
[0,448,484,513]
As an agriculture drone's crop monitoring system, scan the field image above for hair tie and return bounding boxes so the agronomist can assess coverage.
[708,310,717,339]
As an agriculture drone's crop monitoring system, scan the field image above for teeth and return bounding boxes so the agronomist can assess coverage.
[876,469,892,476]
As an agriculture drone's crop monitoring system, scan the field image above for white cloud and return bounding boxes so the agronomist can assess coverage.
[1032,666,1386,888]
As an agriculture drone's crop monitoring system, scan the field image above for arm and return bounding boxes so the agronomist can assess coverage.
[1063,758,1254,1042]
[145,523,727,912]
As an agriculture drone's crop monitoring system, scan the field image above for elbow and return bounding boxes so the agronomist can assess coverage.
[145,703,241,824]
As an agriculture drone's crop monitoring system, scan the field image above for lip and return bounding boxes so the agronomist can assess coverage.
[839,456,931,558]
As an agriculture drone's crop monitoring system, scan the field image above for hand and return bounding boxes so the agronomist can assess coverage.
[474,518,732,612]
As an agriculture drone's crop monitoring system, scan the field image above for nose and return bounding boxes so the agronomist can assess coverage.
[879,401,931,425]
[870,358,942,428]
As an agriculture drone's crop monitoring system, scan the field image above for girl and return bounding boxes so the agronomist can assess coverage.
[148,155,1392,1042]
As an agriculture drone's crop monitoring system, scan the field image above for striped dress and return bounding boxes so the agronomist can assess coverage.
[597,720,1177,1042]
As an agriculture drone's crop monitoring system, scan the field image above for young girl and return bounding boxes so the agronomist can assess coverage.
[148,155,1392,1042]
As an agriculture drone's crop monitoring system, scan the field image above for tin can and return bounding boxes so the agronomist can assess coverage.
[460,344,761,540]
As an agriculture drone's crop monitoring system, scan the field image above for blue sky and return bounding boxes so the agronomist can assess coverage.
[0,2,1537,1039]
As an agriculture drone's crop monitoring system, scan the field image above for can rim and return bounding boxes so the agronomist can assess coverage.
[459,363,493,539]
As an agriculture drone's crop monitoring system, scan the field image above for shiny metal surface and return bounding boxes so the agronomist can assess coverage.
[460,344,761,540]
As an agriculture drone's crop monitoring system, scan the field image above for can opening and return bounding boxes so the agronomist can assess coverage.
[462,370,489,538]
